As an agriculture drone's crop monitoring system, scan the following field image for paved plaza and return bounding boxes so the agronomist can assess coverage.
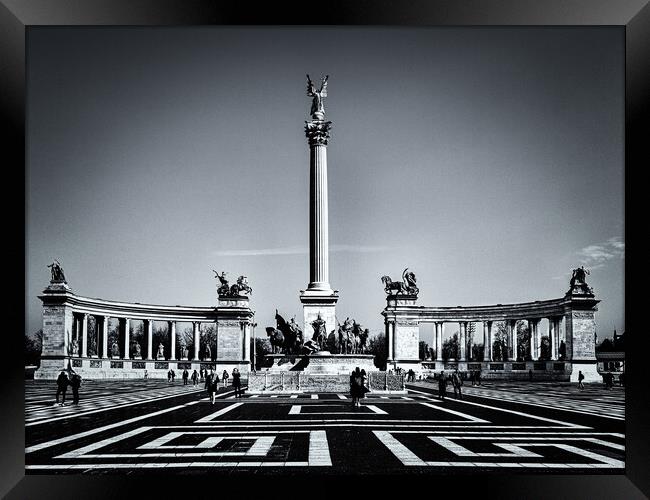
[25,379,625,474]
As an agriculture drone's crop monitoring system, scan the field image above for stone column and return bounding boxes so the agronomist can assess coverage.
[101,316,109,359]
[387,321,394,362]
[483,321,492,361]
[193,322,200,360]
[435,322,443,361]
[459,322,467,361]
[305,119,333,293]
[527,319,535,360]
[552,318,560,360]
[145,319,153,360]
[123,317,130,359]
[80,313,88,357]
[169,321,176,360]
[508,320,517,361]
[533,319,541,360]
[548,318,554,360]
[243,322,251,362]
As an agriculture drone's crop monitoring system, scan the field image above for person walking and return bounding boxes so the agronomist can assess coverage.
[171,369,176,383]
[199,367,204,381]
[222,369,230,388]
[167,369,172,383]
[205,370,218,404]
[232,368,242,398]
[476,369,482,386]
[359,369,369,405]
[452,370,463,400]
[182,369,189,385]
[55,370,69,406]
[438,371,447,400]
[70,372,82,405]
[144,369,148,380]
[350,367,363,409]
[578,370,585,390]
[191,369,198,385]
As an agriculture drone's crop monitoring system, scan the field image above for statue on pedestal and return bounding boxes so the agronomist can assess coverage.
[229,275,253,297]
[71,338,79,356]
[306,74,329,120]
[133,342,141,358]
[213,270,230,296]
[111,341,120,358]
[381,268,419,296]
[311,314,327,351]
[157,342,165,359]
[569,266,593,294]
[204,343,212,360]
[273,310,304,355]
[47,259,67,282]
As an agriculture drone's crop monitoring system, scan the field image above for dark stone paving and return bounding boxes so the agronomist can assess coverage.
[24,380,625,474]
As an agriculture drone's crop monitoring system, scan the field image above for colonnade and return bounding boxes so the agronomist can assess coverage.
[428,317,564,362]
[70,313,212,361]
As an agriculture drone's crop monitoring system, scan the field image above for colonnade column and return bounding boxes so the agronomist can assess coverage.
[552,317,560,360]
[533,319,541,360]
[527,319,535,360]
[169,321,176,360]
[435,322,443,362]
[243,322,251,362]
[80,313,88,357]
[459,322,467,361]
[386,321,394,364]
[548,318,554,361]
[193,322,200,360]
[145,320,153,360]
[123,317,130,359]
[101,316,109,359]
[506,320,515,361]
[483,321,492,361]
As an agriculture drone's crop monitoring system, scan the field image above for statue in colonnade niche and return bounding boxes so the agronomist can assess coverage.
[111,341,120,358]
[157,342,165,359]
[133,342,141,358]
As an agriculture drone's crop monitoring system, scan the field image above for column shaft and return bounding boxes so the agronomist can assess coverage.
[435,322,443,361]
[123,318,130,359]
[243,323,251,362]
[101,316,109,359]
[459,322,467,361]
[145,320,153,360]
[193,322,200,360]
[169,321,176,360]
[528,319,534,360]
[387,321,394,362]
[309,144,330,290]
[508,320,516,361]
[483,321,491,361]
[81,314,88,357]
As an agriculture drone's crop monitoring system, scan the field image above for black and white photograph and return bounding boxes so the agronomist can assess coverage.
[3,2,648,495]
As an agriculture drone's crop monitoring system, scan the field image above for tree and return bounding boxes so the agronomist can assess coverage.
[252,337,272,370]
[471,343,484,361]
[419,340,430,360]
[518,323,531,361]
[177,325,194,357]
[492,323,508,361]
[25,329,43,367]
[368,333,387,370]
[539,335,551,360]
[202,324,217,359]
[442,333,459,361]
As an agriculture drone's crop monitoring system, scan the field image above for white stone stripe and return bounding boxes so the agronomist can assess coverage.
[194,403,243,423]
[420,403,489,423]
[291,395,299,399]
[25,399,202,453]
[337,394,347,399]
[365,405,388,415]
[26,387,206,426]
[308,430,332,466]
[56,426,152,458]
[430,437,542,458]
[311,394,318,399]
[27,462,315,469]
[373,431,427,466]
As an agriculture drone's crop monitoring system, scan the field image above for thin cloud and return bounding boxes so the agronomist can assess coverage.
[214,246,307,257]
[213,243,390,257]
[577,236,625,267]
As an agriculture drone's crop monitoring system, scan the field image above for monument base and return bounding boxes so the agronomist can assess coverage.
[569,361,601,383]
[265,353,377,374]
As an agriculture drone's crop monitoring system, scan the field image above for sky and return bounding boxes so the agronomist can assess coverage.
[26,27,624,344]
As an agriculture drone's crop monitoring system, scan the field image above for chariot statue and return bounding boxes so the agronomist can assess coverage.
[306,74,329,120]
[213,270,230,296]
[381,268,419,296]
[569,266,593,294]
[229,275,252,297]
[48,259,67,282]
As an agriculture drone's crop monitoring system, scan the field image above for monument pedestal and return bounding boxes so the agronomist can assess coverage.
[266,352,376,374]
[300,289,339,340]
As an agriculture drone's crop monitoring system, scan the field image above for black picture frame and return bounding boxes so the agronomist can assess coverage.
[2,1,647,497]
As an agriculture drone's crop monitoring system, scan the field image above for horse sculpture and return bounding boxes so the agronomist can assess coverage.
[337,318,355,354]
[230,275,252,296]
[274,310,303,355]
[265,327,284,354]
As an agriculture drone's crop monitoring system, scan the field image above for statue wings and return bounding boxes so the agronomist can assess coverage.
[319,75,329,97]
[306,74,329,96]
[306,74,316,96]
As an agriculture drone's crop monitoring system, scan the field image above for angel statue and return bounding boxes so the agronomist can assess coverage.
[307,74,329,120]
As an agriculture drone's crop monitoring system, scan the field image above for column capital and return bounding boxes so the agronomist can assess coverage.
[305,120,332,146]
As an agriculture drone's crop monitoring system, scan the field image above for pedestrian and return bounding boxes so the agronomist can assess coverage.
[222,369,230,388]
[199,367,204,380]
[529,369,533,382]
[360,369,369,405]
[438,371,447,400]
[182,369,189,385]
[55,370,69,406]
[578,370,585,390]
[171,369,176,383]
[70,372,82,405]
[619,371,625,387]
[476,369,482,386]
[232,368,242,398]
[350,367,363,409]
[167,370,172,383]
[452,370,463,400]
[191,369,198,385]
[144,369,148,380]
[205,370,218,404]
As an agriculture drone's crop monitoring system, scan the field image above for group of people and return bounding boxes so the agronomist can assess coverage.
[469,370,482,386]
[55,369,82,406]
[436,370,464,401]
[349,367,369,408]
[204,368,242,403]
